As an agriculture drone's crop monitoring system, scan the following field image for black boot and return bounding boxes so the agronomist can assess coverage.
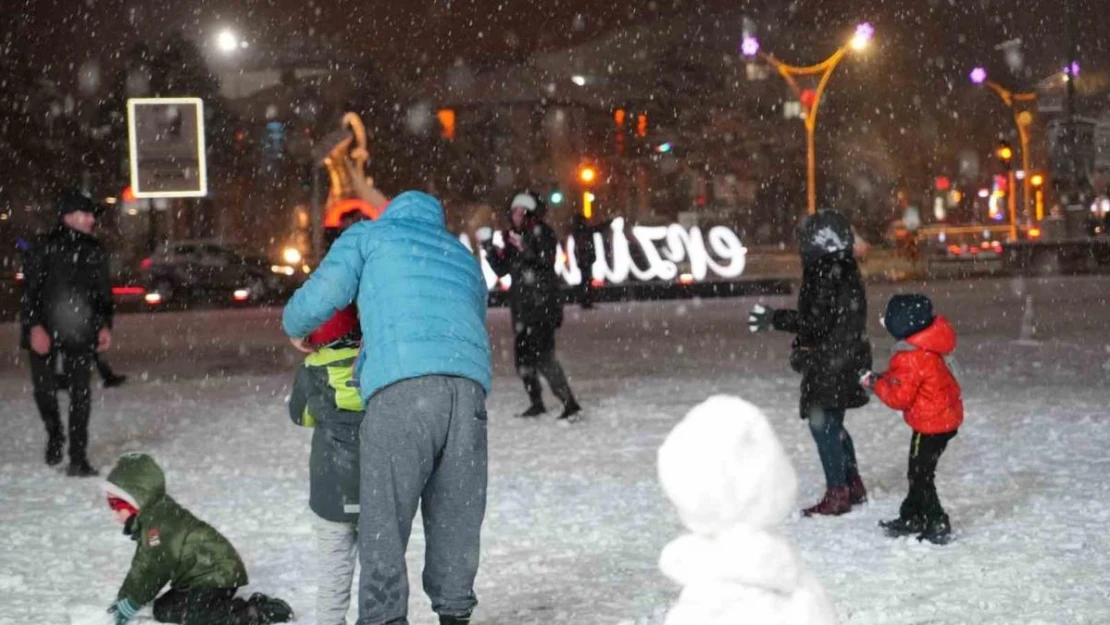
[556,398,582,422]
[246,593,294,624]
[66,458,99,477]
[518,403,546,418]
[103,373,128,388]
[917,516,952,544]
[440,616,471,625]
[879,516,924,537]
[45,433,65,466]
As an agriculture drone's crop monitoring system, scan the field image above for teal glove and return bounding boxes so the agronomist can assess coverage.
[108,598,139,625]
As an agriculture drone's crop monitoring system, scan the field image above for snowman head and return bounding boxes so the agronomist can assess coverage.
[658,395,798,534]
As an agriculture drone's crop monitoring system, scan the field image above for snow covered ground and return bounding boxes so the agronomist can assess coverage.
[2,276,1109,625]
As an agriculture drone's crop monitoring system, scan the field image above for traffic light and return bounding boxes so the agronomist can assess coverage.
[578,165,597,185]
[549,190,565,205]
[996,141,1014,167]
[1031,172,1046,221]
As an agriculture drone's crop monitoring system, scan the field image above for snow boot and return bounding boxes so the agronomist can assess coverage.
[917,516,952,545]
[518,403,546,418]
[45,433,65,466]
[246,593,294,624]
[802,486,852,517]
[439,615,471,625]
[557,398,582,422]
[103,373,128,388]
[66,459,99,478]
[879,516,925,537]
[848,471,868,505]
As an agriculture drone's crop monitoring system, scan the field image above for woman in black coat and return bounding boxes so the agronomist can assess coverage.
[749,209,872,516]
[484,191,582,421]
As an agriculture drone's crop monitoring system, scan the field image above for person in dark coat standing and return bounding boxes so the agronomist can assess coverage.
[748,208,872,516]
[570,213,610,310]
[20,188,115,477]
[484,191,582,420]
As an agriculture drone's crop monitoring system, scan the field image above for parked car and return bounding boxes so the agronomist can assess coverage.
[140,240,302,307]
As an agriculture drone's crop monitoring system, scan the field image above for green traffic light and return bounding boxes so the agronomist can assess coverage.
[550,191,564,204]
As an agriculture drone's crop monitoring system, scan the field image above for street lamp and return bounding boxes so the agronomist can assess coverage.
[969,67,1039,222]
[217,30,240,54]
[743,23,874,215]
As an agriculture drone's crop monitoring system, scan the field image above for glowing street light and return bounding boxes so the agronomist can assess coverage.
[743,22,875,214]
[850,22,874,51]
[216,30,240,54]
[970,66,1038,227]
[578,166,597,184]
[741,36,760,57]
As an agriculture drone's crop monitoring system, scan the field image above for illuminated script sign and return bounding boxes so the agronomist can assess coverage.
[460,218,747,290]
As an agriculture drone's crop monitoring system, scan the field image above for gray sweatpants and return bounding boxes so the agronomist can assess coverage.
[356,376,488,625]
[315,515,358,625]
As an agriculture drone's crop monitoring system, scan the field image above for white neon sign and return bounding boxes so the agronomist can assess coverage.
[461,218,747,290]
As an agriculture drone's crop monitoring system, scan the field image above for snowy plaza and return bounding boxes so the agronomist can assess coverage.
[1,275,1108,625]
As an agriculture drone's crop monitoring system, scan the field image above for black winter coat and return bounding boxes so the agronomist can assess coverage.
[20,225,114,352]
[772,252,872,415]
[485,218,563,328]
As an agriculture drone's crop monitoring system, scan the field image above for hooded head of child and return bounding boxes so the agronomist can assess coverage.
[883,294,935,341]
[307,305,361,349]
[104,453,166,526]
[658,396,798,535]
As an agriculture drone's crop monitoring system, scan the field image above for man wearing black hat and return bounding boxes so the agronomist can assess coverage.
[20,188,114,476]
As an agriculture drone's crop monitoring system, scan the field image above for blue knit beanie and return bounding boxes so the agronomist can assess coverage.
[883,294,935,340]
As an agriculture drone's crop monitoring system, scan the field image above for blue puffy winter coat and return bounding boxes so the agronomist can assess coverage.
[282,191,492,402]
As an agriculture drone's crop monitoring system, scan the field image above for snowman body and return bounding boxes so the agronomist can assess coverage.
[657,396,837,625]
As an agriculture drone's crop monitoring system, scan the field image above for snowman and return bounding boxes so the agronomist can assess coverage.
[657,395,838,625]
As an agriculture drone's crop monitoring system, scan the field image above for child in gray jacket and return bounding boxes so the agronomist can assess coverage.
[288,306,363,625]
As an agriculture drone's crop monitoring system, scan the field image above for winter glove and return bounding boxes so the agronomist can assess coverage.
[108,598,139,625]
[748,304,774,333]
[859,370,876,390]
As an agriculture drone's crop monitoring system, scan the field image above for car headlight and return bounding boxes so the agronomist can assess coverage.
[282,247,303,265]
[271,265,296,276]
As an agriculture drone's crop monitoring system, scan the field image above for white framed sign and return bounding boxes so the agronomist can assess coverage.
[127,97,207,198]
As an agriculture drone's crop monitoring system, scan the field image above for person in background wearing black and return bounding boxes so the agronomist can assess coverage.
[20,188,115,477]
[570,212,612,310]
[483,191,582,421]
[748,208,873,516]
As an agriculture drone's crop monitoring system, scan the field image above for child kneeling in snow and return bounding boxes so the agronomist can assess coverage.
[103,453,294,625]
[861,294,963,544]
[287,305,363,625]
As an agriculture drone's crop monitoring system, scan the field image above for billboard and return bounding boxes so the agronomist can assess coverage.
[127,97,207,198]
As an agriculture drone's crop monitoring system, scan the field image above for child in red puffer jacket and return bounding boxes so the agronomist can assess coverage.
[861,294,963,544]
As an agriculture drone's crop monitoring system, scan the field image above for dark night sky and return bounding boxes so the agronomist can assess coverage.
[5,0,1105,82]
[3,0,1105,190]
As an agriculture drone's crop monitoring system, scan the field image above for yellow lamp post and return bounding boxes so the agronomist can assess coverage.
[742,23,874,215]
[969,68,1038,222]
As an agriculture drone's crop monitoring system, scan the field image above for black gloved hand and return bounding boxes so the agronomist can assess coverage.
[748,304,774,333]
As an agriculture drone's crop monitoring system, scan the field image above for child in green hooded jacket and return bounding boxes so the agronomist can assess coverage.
[103,453,294,625]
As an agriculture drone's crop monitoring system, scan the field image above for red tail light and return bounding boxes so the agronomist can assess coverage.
[140,258,153,269]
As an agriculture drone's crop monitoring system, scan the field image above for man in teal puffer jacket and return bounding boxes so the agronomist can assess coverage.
[282,190,492,625]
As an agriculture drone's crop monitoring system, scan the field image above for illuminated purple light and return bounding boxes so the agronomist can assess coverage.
[1069,61,1081,76]
[854,22,875,43]
[741,36,760,57]
[970,67,988,84]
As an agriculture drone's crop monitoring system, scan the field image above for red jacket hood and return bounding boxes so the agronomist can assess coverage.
[906,315,957,355]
